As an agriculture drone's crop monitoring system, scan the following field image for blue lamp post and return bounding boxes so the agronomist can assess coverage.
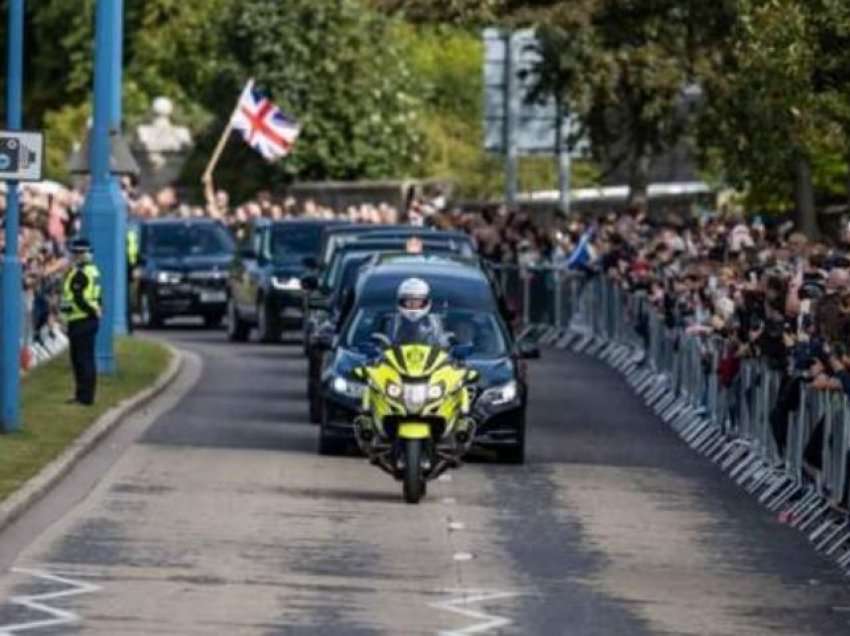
[110,0,128,337]
[0,0,25,431]
[81,0,128,373]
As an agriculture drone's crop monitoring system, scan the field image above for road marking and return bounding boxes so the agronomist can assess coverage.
[438,474,453,483]
[430,588,521,635]
[442,497,457,505]
[448,521,465,531]
[0,568,100,635]
[453,552,474,562]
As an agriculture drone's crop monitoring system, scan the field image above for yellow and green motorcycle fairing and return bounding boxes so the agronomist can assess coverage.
[358,344,474,441]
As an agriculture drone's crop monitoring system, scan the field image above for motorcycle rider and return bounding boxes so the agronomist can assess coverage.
[388,277,449,347]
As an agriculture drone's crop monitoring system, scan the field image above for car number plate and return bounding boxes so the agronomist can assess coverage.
[199,290,226,303]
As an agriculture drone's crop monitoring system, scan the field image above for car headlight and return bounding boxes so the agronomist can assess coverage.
[427,384,444,400]
[271,276,302,291]
[332,376,365,399]
[387,382,402,399]
[156,270,182,284]
[479,380,518,406]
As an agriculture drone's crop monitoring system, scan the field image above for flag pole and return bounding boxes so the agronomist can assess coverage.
[202,78,254,213]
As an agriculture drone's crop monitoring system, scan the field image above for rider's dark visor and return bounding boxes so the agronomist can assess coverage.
[401,298,427,309]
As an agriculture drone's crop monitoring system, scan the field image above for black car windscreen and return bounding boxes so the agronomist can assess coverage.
[148,224,235,257]
[345,306,508,358]
[266,225,323,263]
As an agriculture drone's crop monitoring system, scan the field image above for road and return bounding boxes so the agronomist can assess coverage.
[1,326,849,635]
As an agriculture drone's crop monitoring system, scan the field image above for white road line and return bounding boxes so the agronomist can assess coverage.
[430,588,521,635]
[452,552,474,562]
[448,521,465,531]
[0,568,100,635]
[442,497,457,505]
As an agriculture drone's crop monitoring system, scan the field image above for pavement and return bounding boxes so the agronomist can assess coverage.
[0,324,849,635]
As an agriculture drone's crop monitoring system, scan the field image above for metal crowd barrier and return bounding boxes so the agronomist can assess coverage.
[20,290,68,372]
[490,263,850,574]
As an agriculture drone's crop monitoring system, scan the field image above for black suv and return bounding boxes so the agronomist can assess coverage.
[133,218,235,328]
[227,218,339,342]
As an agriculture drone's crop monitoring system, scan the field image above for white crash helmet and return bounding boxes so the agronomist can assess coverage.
[397,277,431,322]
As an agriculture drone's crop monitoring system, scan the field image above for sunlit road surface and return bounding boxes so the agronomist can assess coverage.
[1,324,849,635]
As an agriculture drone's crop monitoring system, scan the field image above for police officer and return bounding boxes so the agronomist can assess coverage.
[61,238,102,406]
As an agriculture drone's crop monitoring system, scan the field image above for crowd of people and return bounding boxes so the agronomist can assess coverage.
[8,176,849,416]
[563,206,850,505]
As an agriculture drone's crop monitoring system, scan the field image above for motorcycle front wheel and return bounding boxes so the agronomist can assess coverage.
[402,439,425,504]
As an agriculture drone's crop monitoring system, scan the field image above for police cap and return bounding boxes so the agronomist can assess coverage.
[69,238,93,255]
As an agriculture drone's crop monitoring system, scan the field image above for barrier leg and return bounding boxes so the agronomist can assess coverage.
[728,450,760,479]
[794,500,832,531]
[765,480,802,511]
[810,516,847,548]
[824,528,850,556]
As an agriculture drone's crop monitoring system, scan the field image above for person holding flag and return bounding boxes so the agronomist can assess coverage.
[565,223,597,272]
[202,79,302,214]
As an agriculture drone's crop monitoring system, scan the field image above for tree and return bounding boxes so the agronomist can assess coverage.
[522,1,737,205]
[367,0,503,23]
[21,0,233,179]
[697,0,850,234]
[179,0,424,198]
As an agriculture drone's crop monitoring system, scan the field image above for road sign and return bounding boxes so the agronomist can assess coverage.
[483,28,585,211]
[483,29,585,156]
[0,130,44,181]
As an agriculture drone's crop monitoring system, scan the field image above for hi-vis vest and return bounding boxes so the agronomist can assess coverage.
[61,263,102,322]
[127,228,140,267]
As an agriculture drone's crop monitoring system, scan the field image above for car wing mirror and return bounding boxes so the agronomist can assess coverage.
[517,341,541,359]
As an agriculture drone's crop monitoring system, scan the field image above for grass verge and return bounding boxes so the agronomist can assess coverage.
[0,337,171,503]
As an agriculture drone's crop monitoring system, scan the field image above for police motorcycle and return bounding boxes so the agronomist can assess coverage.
[352,335,479,504]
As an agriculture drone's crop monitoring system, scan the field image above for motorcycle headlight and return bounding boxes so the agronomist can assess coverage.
[480,380,518,406]
[387,382,402,399]
[427,384,444,400]
[403,383,428,412]
[156,270,182,284]
[271,276,302,291]
[332,375,365,399]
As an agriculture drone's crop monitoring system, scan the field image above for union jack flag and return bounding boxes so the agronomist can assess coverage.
[231,82,301,161]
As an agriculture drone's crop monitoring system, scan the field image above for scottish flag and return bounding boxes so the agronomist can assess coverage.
[565,229,594,270]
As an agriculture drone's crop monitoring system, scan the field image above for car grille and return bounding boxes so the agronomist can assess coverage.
[187,271,228,289]
[187,270,228,282]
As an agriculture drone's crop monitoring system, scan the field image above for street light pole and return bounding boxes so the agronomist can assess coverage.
[556,100,571,216]
[82,0,124,374]
[109,0,128,337]
[504,31,519,208]
[0,0,25,431]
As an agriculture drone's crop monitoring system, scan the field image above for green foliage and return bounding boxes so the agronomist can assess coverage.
[396,24,493,196]
[525,1,738,200]
[177,0,426,197]
[367,0,503,24]
[697,0,850,215]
